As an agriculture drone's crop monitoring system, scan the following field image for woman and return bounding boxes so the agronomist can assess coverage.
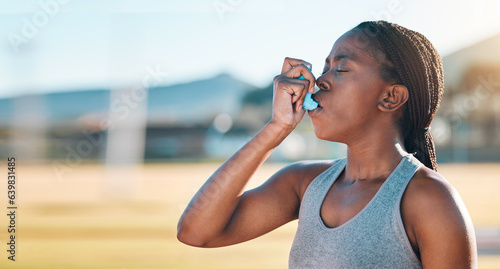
[177,21,477,268]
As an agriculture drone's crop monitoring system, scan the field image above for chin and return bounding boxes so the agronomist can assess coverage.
[312,126,328,141]
[312,125,345,143]
[312,120,325,139]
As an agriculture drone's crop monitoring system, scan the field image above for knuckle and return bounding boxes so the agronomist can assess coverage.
[273,76,287,89]
[273,75,281,84]
[300,62,311,70]
[302,82,309,90]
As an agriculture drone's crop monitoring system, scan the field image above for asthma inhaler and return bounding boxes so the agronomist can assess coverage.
[298,66,318,110]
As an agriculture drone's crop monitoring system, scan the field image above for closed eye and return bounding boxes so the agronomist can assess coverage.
[321,69,348,75]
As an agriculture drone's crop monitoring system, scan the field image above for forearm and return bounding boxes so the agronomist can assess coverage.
[177,121,291,246]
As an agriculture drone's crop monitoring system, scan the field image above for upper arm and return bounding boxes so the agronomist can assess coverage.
[403,169,478,268]
[204,161,331,247]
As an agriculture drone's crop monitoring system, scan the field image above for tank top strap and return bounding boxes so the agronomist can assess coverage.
[297,158,347,221]
[367,153,424,211]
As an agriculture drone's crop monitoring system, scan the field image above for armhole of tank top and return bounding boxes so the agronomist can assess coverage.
[297,158,345,220]
[395,163,423,264]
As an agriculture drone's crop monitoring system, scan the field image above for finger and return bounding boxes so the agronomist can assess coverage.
[281,57,312,74]
[284,80,308,104]
[284,63,316,93]
[277,74,308,102]
[295,83,309,109]
[295,98,308,115]
[295,101,305,113]
[297,106,307,119]
[274,77,308,114]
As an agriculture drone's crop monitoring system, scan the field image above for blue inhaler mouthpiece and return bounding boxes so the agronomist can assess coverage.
[298,66,318,110]
[303,92,318,110]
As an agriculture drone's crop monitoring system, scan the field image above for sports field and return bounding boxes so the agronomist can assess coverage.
[0,162,499,268]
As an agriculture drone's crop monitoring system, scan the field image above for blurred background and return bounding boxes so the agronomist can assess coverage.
[0,0,499,268]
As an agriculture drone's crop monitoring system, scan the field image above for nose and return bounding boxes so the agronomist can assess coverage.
[316,76,330,91]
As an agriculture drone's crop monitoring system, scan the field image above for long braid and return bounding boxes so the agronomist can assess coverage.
[354,21,444,171]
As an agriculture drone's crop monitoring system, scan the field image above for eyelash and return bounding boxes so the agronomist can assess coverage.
[321,69,348,75]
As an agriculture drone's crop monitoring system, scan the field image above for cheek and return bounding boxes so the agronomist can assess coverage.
[330,87,370,114]
[345,76,384,109]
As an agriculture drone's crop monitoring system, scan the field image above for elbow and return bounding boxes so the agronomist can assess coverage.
[176,223,210,248]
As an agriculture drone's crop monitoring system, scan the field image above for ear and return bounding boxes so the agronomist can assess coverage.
[377,84,408,112]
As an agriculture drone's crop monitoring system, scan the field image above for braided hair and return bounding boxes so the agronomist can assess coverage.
[352,21,444,171]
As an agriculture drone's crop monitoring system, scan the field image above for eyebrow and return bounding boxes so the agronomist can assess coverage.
[325,53,357,64]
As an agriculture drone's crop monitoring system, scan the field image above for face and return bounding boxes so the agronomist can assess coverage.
[309,30,393,143]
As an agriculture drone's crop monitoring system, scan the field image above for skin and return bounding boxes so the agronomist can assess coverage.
[177,30,478,268]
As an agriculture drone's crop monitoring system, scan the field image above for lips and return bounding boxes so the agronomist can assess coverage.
[311,94,323,111]
[307,107,321,117]
[307,94,323,117]
[311,94,322,108]
[307,94,322,117]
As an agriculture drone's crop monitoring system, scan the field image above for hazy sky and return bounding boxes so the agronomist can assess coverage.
[1,0,500,98]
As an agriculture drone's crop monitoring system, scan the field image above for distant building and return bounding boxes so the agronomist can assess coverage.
[0,73,258,162]
[435,33,500,162]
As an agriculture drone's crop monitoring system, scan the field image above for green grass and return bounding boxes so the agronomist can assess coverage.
[0,162,498,268]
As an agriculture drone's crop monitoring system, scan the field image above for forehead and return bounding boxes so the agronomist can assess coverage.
[325,30,381,65]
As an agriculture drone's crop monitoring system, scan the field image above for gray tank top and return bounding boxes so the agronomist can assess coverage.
[289,154,423,269]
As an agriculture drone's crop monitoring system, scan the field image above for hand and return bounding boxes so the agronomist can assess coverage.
[270,57,315,131]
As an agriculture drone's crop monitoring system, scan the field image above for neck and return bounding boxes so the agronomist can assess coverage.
[343,128,408,183]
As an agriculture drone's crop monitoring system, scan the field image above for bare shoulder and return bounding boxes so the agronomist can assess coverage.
[403,167,461,210]
[277,159,340,200]
[401,166,478,268]
[402,166,471,222]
